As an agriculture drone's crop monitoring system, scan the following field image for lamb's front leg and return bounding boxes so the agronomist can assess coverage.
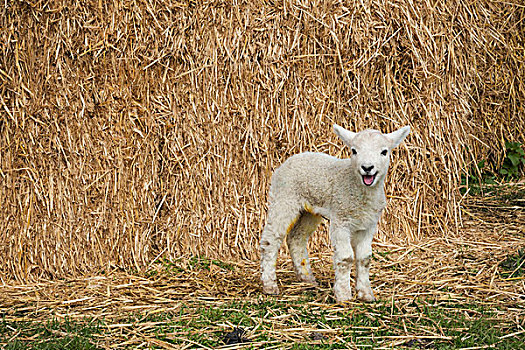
[352,229,376,302]
[330,223,354,303]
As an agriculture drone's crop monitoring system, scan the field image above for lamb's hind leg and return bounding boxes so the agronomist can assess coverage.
[260,204,301,295]
[287,212,322,285]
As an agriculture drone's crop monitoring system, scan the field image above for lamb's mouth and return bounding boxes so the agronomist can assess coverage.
[362,174,376,186]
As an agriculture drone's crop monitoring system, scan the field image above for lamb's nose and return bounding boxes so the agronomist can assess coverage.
[361,165,374,173]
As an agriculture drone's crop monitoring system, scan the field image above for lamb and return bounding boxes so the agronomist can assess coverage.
[260,124,410,303]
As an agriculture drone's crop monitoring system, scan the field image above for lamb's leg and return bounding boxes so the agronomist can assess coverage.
[286,212,322,285]
[260,205,301,295]
[330,223,354,303]
[351,229,376,302]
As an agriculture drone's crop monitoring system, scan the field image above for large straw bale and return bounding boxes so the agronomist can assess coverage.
[1,0,523,280]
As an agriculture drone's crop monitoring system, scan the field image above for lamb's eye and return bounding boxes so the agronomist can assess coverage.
[381,149,388,156]
[351,148,357,155]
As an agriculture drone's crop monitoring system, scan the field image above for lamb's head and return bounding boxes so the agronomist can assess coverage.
[333,124,410,187]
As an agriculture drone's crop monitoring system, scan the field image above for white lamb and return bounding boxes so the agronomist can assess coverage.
[260,124,410,303]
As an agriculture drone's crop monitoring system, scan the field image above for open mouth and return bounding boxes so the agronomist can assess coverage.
[362,174,376,186]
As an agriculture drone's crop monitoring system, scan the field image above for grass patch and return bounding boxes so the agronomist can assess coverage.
[461,141,525,196]
[4,298,520,349]
[188,256,235,271]
[0,318,102,350]
[500,248,525,278]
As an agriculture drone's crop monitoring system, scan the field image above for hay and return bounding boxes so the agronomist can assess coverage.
[1,0,524,280]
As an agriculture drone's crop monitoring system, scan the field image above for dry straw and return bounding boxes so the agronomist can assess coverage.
[1,191,524,347]
[0,0,524,281]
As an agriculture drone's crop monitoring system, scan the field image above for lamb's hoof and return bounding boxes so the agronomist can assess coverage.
[334,290,352,304]
[335,296,352,304]
[262,284,280,295]
[357,290,376,302]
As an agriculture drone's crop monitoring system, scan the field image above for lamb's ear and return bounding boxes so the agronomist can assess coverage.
[333,124,357,146]
[386,126,410,148]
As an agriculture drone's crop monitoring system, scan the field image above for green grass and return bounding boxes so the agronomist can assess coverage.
[2,299,522,349]
[188,256,235,271]
[1,318,102,350]
[500,248,525,278]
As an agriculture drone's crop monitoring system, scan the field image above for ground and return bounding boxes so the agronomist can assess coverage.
[1,185,524,349]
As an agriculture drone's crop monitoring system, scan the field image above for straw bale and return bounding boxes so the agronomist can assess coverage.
[1,0,524,280]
